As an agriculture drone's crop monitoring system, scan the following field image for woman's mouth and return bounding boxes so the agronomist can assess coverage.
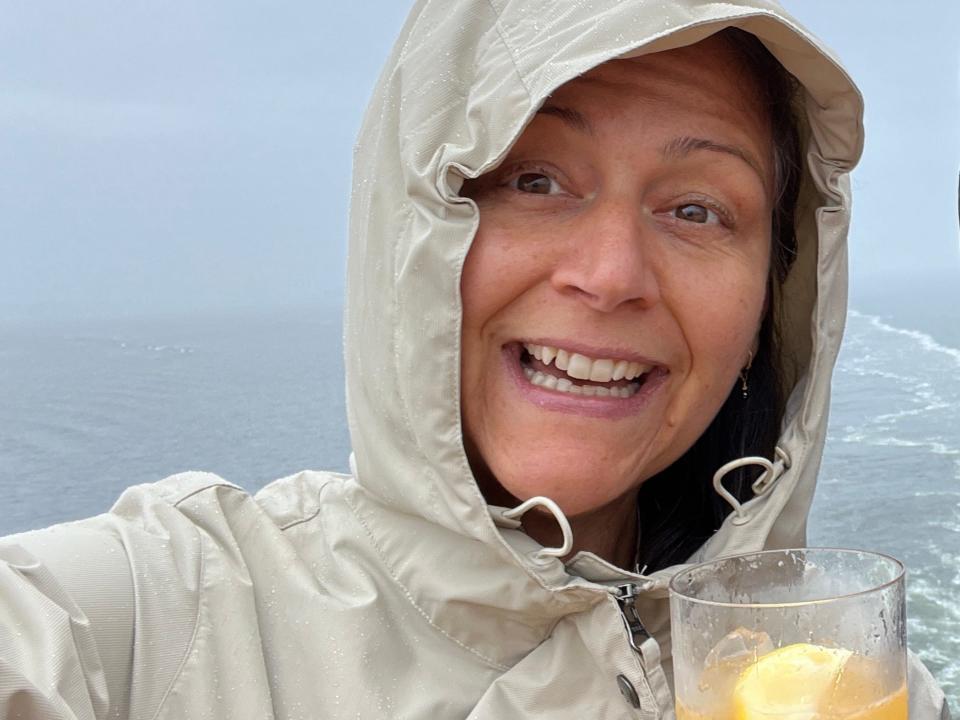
[517,342,658,398]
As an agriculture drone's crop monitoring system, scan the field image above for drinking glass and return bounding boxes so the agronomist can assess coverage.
[669,548,907,720]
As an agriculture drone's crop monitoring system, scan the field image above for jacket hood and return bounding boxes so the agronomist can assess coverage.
[344,0,863,582]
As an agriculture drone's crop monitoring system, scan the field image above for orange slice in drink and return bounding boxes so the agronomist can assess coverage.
[732,643,907,720]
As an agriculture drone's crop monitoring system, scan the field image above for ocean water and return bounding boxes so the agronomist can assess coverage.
[809,308,960,702]
[1,304,957,705]
[0,308,353,533]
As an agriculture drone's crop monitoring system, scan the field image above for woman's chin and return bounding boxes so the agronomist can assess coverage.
[492,454,645,517]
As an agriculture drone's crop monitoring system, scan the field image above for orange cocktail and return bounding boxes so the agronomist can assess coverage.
[676,641,907,720]
[670,549,908,720]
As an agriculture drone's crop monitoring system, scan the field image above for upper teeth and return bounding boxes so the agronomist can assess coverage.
[523,343,652,382]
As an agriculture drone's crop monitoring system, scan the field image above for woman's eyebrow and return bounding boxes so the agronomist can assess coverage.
[536,104,592,134]
[662,135,765,182]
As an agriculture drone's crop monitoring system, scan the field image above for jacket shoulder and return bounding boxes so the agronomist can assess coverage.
[0,515,135,719]
[253,469,351,530]
[0,470,356,719]
[0,471,262,719]
[112,469,245,511]
[908,650,952,719]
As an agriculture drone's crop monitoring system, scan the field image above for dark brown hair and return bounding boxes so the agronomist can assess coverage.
[635,27,803,572]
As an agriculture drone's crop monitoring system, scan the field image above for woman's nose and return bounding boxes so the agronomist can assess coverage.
[550,199,661,312]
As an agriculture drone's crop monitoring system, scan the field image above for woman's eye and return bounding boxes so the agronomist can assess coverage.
[511,172,560,195]
[674,203,718,224]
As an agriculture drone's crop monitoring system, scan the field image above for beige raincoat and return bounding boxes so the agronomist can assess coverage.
[0,0,951,717]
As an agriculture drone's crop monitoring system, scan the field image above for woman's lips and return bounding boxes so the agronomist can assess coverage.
[501,342,668,419]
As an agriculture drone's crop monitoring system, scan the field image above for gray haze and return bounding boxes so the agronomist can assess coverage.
[0,2,411,319]
[1,1,958,320]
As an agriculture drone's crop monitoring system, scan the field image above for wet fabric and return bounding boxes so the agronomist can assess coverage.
[0,0,950,717]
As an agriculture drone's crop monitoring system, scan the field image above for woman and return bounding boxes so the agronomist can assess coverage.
[0,0,950,718]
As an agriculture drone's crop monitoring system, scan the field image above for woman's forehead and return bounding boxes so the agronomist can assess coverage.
[554,37,765,119]
[539,37,775,184]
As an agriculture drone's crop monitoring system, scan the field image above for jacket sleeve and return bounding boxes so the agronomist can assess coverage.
[908,649,952,719]
[0,521,134,720]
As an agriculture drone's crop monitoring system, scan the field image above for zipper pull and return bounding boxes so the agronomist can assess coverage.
[615,583,650,653]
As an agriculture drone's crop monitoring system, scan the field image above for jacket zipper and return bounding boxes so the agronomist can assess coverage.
[615,583,650,654]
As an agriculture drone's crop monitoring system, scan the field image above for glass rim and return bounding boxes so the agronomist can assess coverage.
[668,547,905,610]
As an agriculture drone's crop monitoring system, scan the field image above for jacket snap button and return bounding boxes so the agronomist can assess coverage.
[616,674,642,709]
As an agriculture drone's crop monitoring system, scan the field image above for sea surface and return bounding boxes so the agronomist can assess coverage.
[1,302,957,705]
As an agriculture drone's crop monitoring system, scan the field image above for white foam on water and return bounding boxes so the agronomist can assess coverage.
[843,366,915,383]
[142,342,194,354]
[65,333,196,355]
[908,570,960,693]
[835,311,960,460]
[851,309,960,366]
[846,435,960,456]
[871,396,950,424]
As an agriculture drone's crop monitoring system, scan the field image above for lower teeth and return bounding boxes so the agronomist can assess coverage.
[523,366,639,398]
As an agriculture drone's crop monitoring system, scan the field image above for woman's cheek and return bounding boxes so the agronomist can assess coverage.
[684,265,767,367]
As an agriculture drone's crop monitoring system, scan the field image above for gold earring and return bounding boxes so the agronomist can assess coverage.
[740,350,753,400]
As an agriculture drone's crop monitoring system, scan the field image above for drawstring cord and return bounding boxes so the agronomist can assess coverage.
[712,446,791,525]
[495,446,790,564]
[502,496,574,560]
[712,456,775,526]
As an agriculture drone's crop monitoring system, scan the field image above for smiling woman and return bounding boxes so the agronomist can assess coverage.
[460,31,793,571]
[0,1,951,718]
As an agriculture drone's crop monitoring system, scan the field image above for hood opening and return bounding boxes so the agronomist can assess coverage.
[345,0,863,578]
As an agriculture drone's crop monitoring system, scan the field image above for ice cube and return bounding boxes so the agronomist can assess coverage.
[698,628,776,695]
[705,627,775,669]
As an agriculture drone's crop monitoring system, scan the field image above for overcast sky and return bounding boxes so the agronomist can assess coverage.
[1,1,957,320]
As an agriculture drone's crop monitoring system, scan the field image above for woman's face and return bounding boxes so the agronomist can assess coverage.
[460,36,774,517]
